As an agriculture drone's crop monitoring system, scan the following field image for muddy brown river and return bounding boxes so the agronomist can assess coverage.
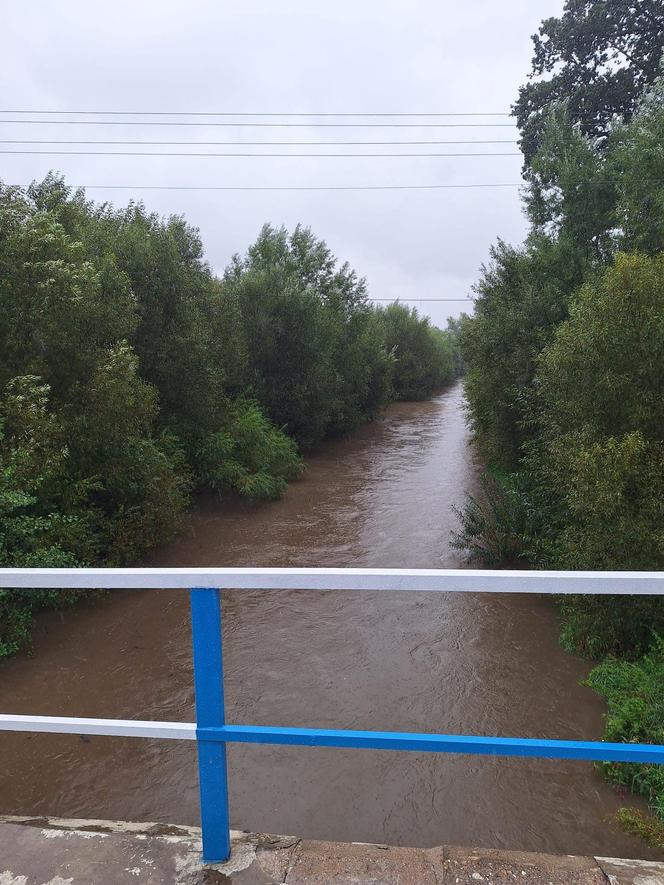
[0,381,659,860]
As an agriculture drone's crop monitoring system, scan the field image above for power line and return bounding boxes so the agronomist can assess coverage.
[371,298,473,302]
[5,182,523,192]
[0,139,520,146]
[0,110,511,117]
[0,149,521,158]
[0,119,517,129]
[10,178,653,193]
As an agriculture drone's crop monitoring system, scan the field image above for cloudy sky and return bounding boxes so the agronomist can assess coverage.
[2,0,564,327]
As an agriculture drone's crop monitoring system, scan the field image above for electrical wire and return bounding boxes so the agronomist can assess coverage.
[0,139,519,146]
[6,177,654,193]
[371,298,473,301]
[0,110,511,117]
[4,182,523,191]
[0,149,521,158]
[0,119,517,128]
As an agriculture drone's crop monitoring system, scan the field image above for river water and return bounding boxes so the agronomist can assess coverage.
[0,381,657,859]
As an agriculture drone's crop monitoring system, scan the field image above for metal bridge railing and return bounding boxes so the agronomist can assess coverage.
[0,567,663,863]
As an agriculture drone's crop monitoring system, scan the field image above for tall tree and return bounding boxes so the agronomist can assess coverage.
[224,224,394,448]
[514,0,664,164]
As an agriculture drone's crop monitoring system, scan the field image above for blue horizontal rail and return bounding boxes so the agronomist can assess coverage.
[198,724,664,764]
[0,569,663,865]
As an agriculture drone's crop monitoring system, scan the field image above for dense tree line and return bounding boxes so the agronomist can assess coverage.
[0,179,460,656]
[457,0,664,846]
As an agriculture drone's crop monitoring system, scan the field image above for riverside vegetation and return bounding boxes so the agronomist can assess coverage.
[455,0,664,848]
[0,178,461,657]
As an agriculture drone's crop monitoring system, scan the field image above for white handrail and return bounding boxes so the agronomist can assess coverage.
[0,566,663,594]
[0,714,195,740]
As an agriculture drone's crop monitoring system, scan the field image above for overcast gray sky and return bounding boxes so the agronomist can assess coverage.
[1,0,564,327]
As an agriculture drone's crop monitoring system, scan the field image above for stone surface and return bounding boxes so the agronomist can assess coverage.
[0,816,663,884]
[596,855,664,885]
[441,844,608,884]
[0,818,296,885]
[285,839,444,883]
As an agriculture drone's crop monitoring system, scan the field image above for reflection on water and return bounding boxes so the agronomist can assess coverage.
[0,382,658,859]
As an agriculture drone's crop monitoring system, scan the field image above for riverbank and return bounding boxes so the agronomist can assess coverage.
[0,383,658,860]
[2,816,662,884]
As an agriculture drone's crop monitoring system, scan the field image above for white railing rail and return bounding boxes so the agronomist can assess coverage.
[1,566,664,593]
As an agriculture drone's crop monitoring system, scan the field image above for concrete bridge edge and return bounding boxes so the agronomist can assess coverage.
[0,815,662,884]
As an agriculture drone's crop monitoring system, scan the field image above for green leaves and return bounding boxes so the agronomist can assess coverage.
[377,303,456,402]
[610,73,664,254]
[222,224,457,448]
[514,0,664,164]
[461,235,582,469]
[0,383,89,655]
[196,401,302,500]
[451,471,546,567]
[586,639,664,828]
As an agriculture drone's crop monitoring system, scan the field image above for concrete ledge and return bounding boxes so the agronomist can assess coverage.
[0,816,662,884]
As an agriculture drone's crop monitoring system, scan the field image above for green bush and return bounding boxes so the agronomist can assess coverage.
[196,401,303,500]
[559,596,664,660]
[451,472,545,567]
[0,406,88,655]
[377,303,456,401]
[534,254,664,656]
[586,639,664,827]
[613,808,664,851]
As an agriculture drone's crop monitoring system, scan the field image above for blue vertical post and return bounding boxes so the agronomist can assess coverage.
[190,587,231,863]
